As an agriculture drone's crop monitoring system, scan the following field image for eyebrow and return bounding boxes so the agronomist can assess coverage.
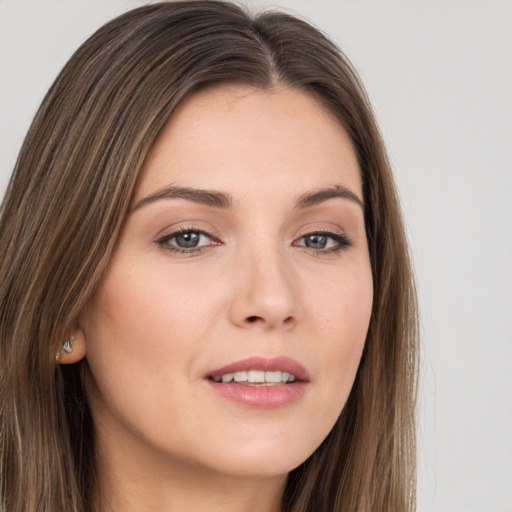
[295,185,364,210]
[133,186,234,211]
[133,183,363,212]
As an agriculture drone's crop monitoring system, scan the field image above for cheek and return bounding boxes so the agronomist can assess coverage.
[79,265,208,444]
[83,263,211,357]
[79,263,171,397]
[305,263,373,412]
[80,259,227,420]
[309,258,373,343]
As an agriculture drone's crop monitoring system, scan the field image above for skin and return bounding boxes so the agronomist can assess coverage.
[67,85,373,512]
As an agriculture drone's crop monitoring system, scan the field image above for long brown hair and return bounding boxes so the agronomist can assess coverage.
[0,2,418,510]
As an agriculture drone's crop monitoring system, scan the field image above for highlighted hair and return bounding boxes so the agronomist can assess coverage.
[0,2,418,510]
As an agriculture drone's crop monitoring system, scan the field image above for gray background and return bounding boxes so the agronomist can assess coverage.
[1,1,511,510]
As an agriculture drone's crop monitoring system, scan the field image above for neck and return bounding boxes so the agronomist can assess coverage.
[95,457,286,512]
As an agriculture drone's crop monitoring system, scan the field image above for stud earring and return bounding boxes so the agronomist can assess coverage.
[55,335,74,362]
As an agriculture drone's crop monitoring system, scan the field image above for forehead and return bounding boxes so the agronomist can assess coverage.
[136,85,362,203]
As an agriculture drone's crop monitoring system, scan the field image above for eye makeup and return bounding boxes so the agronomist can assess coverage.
[156,226,221,255]
[293,230,353,255]
[155,224,353,258]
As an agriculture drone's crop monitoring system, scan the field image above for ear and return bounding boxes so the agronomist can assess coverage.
[56,328,86,364]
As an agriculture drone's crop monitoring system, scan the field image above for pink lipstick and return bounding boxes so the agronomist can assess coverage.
[205,356,310,409]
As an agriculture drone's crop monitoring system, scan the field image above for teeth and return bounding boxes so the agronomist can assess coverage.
[248,370,265,383]
[234,371,248,382]
[265,371,282,383]
[213,370,297,384]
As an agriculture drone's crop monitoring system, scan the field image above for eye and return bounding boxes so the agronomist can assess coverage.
[173,231,203,248]
[156,228,217,253]
[302,234,331,249]
[294,231,352,253]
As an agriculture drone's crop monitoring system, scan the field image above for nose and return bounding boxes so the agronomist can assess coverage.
[228,248,299,330]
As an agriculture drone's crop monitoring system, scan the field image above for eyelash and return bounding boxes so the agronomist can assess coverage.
[156,227,218,254]
[156,228,353,255]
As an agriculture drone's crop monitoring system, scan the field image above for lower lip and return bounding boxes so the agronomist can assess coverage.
[206,380,309,409]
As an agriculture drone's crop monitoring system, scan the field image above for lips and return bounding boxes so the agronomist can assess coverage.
[205,356,310,409]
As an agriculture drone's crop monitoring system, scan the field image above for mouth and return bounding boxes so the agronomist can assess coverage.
[211,370,297,386]
[205,356,309,408]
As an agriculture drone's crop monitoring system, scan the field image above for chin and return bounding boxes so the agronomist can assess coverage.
[204,452,307,479]
[185,430,323,479]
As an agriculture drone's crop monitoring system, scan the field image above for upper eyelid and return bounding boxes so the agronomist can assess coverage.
[158,227,347,239]
[157,224,220,240]
[293,227,351,241]
[295,228,344,237]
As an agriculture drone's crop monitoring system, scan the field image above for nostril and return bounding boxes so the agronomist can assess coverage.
[245,315,294,325]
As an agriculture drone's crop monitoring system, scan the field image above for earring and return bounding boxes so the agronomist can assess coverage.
[55,335,74,362]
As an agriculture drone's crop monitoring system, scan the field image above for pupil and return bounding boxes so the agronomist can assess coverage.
[176,232,200,248]
[305,234,327,249]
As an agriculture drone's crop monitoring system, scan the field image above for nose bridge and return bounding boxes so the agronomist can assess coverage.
[229,234,298,329]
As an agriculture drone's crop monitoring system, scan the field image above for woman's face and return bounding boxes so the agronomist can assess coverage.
[79,85,373,481]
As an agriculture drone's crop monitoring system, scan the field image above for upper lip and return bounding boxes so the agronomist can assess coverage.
[207,356,310,382]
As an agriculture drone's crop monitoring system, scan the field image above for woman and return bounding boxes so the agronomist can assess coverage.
[0,2,418,511]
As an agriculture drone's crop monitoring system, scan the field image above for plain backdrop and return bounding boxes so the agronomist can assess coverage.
[1,1,511,511]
